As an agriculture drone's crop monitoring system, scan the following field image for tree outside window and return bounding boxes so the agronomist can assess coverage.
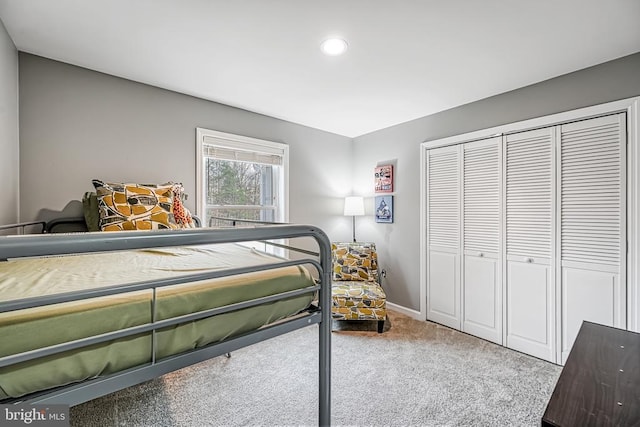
[205,158,279,227]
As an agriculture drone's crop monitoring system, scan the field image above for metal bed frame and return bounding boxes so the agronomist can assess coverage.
[0,224,332,425]
[0,220,46,234]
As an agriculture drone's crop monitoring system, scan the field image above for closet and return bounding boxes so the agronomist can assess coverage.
[425,112,627,364]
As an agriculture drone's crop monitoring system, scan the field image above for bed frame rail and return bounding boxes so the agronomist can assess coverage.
[0,220,46,235]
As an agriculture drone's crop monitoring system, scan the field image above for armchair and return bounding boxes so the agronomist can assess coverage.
[331,242,387,333]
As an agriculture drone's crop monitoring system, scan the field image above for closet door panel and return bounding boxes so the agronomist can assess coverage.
[561,266,619,362]
[462,137,502,344]
[559,113,626,363]
[464,256,500,341]
[505,127,556,362]
[507,260,552,358]
[427,145,461,329]
[429,250,459,322]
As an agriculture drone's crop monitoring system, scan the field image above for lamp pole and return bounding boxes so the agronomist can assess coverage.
[352,215,356,242]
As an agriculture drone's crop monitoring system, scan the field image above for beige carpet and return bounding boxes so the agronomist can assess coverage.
[70,311,562,426]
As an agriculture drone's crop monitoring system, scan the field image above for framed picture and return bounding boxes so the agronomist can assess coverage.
[374,164,393,193]
[375,195,393,223]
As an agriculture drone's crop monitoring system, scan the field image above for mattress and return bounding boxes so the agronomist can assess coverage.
[0,243,315,400]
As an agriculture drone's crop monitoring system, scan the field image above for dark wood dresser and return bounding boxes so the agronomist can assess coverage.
[542,321,640,426]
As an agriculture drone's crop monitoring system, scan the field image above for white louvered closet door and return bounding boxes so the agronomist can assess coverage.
[505,127,556,362]
[462,137,502,344]
[559,113,626,363]
[427,145,461,329]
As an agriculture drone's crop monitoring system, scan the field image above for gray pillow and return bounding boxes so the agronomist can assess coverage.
[82,191,100,232]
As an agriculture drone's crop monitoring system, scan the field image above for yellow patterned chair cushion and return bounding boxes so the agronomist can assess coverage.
[331,242,387,332]
[92,180,178,231]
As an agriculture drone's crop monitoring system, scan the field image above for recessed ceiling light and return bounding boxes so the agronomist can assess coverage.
[320,38,348,56]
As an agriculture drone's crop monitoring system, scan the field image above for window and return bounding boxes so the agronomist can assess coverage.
[196,128,288,229]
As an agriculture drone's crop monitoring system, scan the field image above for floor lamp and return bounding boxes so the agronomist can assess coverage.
[344,196,365,242]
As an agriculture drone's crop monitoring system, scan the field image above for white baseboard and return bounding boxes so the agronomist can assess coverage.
[387,301,423,320]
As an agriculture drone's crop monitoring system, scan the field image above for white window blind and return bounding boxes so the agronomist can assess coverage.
[202,136,284,165]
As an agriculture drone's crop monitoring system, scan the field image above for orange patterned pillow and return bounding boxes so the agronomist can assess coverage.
[92,180,178,231]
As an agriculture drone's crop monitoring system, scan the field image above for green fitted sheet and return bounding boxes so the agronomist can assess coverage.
[0,243,315,400]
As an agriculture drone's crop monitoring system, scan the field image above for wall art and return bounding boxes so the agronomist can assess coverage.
[375,195,393,223]
[374,164,393,193]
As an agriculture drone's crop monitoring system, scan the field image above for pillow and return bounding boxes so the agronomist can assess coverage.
[92,180,178,231]
[82,191,100,232]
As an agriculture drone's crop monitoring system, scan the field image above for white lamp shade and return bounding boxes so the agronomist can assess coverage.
[343,196,365,216]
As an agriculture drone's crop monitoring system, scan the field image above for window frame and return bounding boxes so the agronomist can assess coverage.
[195,128,289,227]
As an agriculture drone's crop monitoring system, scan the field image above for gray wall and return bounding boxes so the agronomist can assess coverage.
[0,18,18,228]
[352,52,640,313]
[18,53,354,241]
[17,50,640,314]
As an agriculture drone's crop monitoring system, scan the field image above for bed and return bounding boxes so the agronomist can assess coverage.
[0,221,332,425]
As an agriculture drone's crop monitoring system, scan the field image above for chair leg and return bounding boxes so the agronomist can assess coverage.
[377,320,385,333]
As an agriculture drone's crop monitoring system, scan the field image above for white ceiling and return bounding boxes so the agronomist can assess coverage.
[1,1,639,138]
